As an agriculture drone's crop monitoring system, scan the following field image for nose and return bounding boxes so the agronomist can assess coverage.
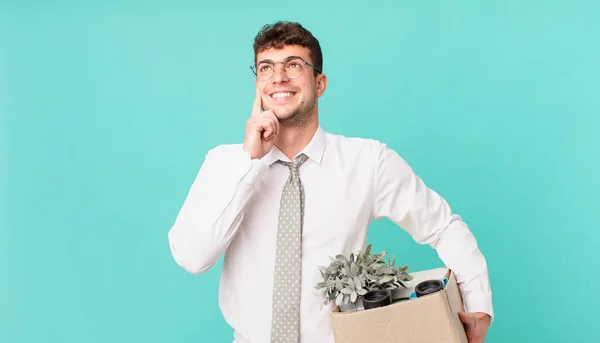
[271,62,290,84]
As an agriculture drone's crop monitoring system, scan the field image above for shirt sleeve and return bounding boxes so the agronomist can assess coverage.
[168,145,270,274]
[371,142,494,321]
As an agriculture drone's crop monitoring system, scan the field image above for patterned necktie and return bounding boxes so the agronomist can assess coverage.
[270,153,308,343]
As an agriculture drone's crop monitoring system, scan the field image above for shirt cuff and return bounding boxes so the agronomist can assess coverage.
[463,291,494,323]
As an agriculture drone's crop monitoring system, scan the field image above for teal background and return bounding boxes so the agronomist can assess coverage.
[1,1,599,342]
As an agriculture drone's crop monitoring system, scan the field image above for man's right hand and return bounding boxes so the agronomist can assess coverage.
[243,88,280,160]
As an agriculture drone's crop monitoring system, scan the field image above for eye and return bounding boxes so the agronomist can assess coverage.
[258,64,273,73]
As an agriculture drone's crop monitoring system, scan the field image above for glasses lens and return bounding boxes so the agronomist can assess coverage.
[284,59,304,79]
[256,62,273,81]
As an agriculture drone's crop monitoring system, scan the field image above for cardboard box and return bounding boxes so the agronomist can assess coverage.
[331,267,468,343]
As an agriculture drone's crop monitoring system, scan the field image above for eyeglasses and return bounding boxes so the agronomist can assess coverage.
[251,56,321,82]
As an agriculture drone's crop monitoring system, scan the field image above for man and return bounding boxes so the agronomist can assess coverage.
[168,21,493,343]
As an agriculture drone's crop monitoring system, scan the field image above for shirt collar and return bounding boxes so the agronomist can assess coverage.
[260,125,327,166]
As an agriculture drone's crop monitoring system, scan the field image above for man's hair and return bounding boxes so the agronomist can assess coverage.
[253,21,323,76]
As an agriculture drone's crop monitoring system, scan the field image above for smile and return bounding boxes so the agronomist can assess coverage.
[271,92,296,100]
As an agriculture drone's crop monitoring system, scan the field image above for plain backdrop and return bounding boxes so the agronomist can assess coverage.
[1,1,599,342]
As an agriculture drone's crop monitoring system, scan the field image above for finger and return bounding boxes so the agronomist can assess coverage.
[251,87,263,117]
[458,312,470,324]
[266,114,280,139]
[262,110,280,136]
[250,118,275,140]
[262,114,277,138]
[252,111,278,137]
[273,112,280,136]
[263,121,275,140]
[249,118,271,132]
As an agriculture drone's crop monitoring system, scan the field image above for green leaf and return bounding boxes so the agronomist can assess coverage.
[347,278,355,289]
[341,287,353,294]
[357,288,367,296]
[379,275,394,283]
[336,293,344,306]
[354,276,362,289]
[351,291,358,303]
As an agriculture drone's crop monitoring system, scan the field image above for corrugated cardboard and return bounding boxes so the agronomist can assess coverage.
[330,267,468,343]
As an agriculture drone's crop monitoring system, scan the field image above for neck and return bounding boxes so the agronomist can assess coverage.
[274,115,319,160]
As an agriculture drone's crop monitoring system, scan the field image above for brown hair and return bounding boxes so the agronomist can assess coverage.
[253,21,323,76]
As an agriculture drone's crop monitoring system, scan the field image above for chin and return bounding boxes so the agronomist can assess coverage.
[269,105,296,119]
[275,110,296,120]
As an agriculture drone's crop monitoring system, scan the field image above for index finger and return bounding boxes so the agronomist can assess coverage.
[251,87,263,117]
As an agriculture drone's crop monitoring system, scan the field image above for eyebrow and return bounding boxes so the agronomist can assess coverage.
[257,55,303,64]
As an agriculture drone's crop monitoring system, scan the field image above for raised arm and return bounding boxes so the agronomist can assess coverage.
[168,88,281,274]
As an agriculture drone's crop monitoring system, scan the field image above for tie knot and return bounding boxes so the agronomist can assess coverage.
[278,153,308,175]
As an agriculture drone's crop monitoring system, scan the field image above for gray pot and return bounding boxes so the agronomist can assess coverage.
[339,296,364,312]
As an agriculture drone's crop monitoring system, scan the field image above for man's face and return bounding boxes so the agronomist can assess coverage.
[254,45,326,126]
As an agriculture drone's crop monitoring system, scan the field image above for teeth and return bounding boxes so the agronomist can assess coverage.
[272,92,293,99]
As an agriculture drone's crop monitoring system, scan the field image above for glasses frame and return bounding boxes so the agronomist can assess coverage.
[250,56,322,82]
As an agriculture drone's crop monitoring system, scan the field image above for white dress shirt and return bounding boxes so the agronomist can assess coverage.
[168,126,493,343]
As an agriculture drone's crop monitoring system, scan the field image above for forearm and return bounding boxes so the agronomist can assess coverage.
[430,215,494,320]
[168,146,269,274]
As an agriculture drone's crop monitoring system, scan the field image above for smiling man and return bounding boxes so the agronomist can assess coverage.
[168,21,494,343]
[255,53,321,128]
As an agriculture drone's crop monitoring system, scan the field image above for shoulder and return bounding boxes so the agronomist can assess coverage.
[207,143,244,155]
[202,143,247,161]
[323,130,412,171]
[323,130,393,158]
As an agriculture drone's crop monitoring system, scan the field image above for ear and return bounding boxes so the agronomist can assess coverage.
[316,73,328,97]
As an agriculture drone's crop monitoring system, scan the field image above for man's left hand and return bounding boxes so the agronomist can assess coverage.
[458,312,491,343]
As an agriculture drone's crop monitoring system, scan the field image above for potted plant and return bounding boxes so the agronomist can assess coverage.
[315,244,413,312]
